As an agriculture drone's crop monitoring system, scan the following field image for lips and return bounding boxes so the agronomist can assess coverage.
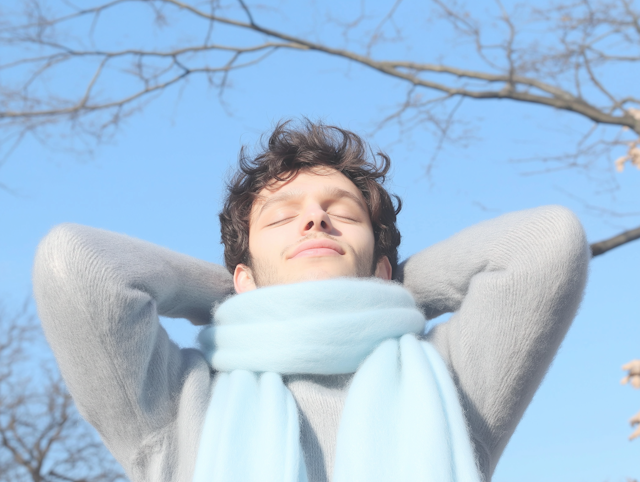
[288,239,345,259]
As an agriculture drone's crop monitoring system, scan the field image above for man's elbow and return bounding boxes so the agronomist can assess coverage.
[35,223,83,278]
[522,205,591,292]
[536,205,589,260]
[33,223,103,309]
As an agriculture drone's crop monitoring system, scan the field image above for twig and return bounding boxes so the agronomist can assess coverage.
[591,226,640,256]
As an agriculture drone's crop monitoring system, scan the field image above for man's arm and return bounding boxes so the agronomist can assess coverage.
[32,224,234,472]
[397,205,590,478]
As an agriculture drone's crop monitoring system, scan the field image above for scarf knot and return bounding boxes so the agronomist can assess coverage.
[198,278,425,374]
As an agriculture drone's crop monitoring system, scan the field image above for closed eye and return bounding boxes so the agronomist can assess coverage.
[329,213,359,223]
[266,215,297,227]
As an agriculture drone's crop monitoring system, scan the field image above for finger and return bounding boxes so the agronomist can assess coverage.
[621,375,630,385]
[630,425,640,441]
[633,376,640,389]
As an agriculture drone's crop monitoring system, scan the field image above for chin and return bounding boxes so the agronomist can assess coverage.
[253,257,374,287]
[290,271,343,284]
[288,265,355,284]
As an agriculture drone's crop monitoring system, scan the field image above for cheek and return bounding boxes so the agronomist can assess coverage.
[249,225,294,261]
[248,234,268,262]
[247,229,265,262]
[345,225,376,254]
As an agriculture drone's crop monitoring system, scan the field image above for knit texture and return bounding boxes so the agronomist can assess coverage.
[194,279,480,482]
[32,206,590,482]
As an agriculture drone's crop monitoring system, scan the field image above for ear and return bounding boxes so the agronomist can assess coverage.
[233,263,257,294]
[374,256,392,281]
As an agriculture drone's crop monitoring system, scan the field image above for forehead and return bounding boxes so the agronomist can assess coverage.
[253,168,366,211]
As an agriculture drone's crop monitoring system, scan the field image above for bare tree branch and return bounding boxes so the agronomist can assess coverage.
[591,225,640,256]
[2,0,639,133]
[0,302,127,482]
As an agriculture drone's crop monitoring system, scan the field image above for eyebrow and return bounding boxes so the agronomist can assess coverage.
[256,186,368,219]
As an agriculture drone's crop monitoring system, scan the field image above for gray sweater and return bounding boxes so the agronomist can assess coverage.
[32,206,590,482]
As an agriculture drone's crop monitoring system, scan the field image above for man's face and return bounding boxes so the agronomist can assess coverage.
[233,168,392,292]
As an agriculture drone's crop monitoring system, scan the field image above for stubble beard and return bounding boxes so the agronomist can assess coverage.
[249,235,377,288]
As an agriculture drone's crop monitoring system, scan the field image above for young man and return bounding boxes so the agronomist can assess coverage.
[33,121,590,482]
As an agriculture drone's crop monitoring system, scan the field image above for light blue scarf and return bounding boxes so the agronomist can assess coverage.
[193,278,480,482]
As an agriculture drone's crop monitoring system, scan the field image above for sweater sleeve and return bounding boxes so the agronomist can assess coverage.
[32,224,235,474]
[397,205,590,479]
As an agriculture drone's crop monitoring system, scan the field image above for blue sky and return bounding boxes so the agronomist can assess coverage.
[1,1,639,480]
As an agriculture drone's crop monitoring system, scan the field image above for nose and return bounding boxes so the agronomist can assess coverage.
[300,205,333,235]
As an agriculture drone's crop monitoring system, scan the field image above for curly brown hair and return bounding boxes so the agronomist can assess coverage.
[219,120,402,277]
